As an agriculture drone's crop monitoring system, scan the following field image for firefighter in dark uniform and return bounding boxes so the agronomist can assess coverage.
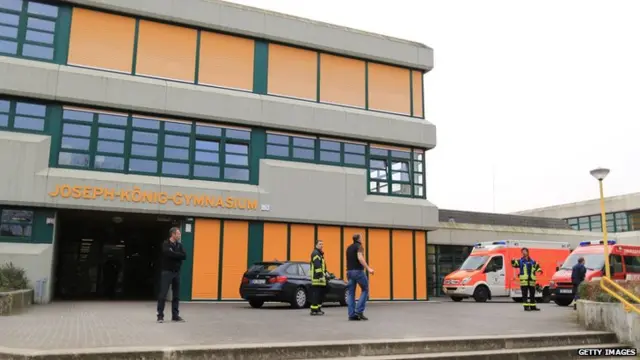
[511,247,543,311]
[310,239,328,316]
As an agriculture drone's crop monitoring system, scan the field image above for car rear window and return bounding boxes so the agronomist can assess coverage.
[248,263,281,272]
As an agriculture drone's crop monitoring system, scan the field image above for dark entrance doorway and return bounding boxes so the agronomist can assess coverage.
[54,210,181,300]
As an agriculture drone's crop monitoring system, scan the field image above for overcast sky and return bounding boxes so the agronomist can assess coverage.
[228,0,640,214]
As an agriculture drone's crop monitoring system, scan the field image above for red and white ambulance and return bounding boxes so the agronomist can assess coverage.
[443,240,571,302]
[549,240,640,306]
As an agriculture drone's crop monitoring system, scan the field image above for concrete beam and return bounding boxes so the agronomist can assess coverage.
[0,57,436,149]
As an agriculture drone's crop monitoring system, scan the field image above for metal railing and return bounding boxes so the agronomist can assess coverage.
[599,277,640,315]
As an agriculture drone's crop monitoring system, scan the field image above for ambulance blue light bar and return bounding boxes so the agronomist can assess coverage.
[492,241,506,245]
[579,240,617,247]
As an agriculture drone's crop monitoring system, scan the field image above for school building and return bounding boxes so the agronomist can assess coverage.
[0,0,608,304]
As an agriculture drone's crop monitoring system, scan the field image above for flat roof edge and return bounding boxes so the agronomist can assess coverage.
[62,0,433,71]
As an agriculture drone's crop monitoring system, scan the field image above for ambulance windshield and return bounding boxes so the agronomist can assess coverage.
[560,253,605,271]
[459,256,488,271]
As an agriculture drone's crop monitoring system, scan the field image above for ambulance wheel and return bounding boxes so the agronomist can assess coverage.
[473,286,490,302]
[451,297,464,302]
[540,288,552,303]
[554,298,572,307]
[512,297,523,303]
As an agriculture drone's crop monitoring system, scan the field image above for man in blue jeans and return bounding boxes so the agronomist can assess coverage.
[345,233,375,321]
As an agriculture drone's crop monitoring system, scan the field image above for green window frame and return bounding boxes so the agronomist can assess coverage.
[0,0,61,61]
[368,146,424,198]
[265,132,367,168]
[55,106,252,182]
[0,207,34,241]
[0,97,48,133]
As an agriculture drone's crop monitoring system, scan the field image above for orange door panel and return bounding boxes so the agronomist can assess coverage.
[198,32,254,90]
[267,44,317,100]
[411,70,424,117]
[191,219,221,300]
[135,20,197,82]
[392,230,414,300]
[68,8,136,73]
[262,223,288,262]
[368,228,391,300]
[368,62,411,115]
[415,231,427,300]
[220,220,249,300]
[289,224,315,262]
[317,226,341,278]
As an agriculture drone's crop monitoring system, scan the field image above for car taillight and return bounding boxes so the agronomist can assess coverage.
[242,277,249,284]
[268,276,287,284]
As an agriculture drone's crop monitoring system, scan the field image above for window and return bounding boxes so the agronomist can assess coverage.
[589,214,602,232]
[284,264,301,276]
[623,256,640,273]
[266,133,368,168]
[486,256,503,271]
[300,263,311,277]
[57,107,252,182]
[610,255,623,273]
[0,97,47,133]
[0,209,33,238]
[369,146,421,197]
[614,212,628,232]
[0,0,59,61]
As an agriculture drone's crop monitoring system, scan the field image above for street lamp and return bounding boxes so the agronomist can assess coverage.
[590,167,611,278]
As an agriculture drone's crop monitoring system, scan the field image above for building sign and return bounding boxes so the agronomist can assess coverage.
[48,185,258,210]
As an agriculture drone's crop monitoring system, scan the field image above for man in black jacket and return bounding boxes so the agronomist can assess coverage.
[571,257,587,310]
[157,227,186,323]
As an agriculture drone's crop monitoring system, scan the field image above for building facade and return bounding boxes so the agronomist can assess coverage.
[514,192,640,234]
[0,0,437,303]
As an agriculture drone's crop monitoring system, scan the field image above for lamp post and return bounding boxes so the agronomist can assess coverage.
[590,167,611,278]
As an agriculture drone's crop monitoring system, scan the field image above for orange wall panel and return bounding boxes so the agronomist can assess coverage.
[268,44,317,100]
[415,231,427,300]
[411,71,424,117]
[263,223,288,262]
[68,8,135,73]
[199,32,254,91]
[392,230,414,299]
[191,219,221,300]
[368,229,391,300]
[220,220,249,300]
[319,54,365,108]
[136,20,197,82]
[317,226,341,277]
[368,62,411,115]
[289,224,315,262]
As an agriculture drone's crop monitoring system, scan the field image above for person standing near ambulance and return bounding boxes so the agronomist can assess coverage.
[309,239,328,316]
[511,247,543,311]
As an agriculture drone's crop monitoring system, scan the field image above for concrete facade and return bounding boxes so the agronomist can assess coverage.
[514,192,640,219]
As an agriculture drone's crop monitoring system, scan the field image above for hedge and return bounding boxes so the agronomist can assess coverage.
[578,280,640,303]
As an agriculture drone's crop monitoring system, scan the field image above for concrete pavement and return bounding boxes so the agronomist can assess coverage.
[0,300,584,352]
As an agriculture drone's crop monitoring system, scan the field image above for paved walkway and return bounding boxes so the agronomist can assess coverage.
[0,300,583,351]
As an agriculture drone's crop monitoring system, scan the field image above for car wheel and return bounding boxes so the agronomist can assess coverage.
[248,299,264,308]
[473,286,490,302]
[291,287,307,309]
[554,298,572,307]
[451,296,463,302]
[339,288,348,306]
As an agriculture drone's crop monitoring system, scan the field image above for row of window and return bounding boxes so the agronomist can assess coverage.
[0,208,33,239]
[265,132,425,197]
[0,97,428,198]
[565,212,630,233]
[0,1,425,118]
[0,0,59,61]
[59,107,252,181]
